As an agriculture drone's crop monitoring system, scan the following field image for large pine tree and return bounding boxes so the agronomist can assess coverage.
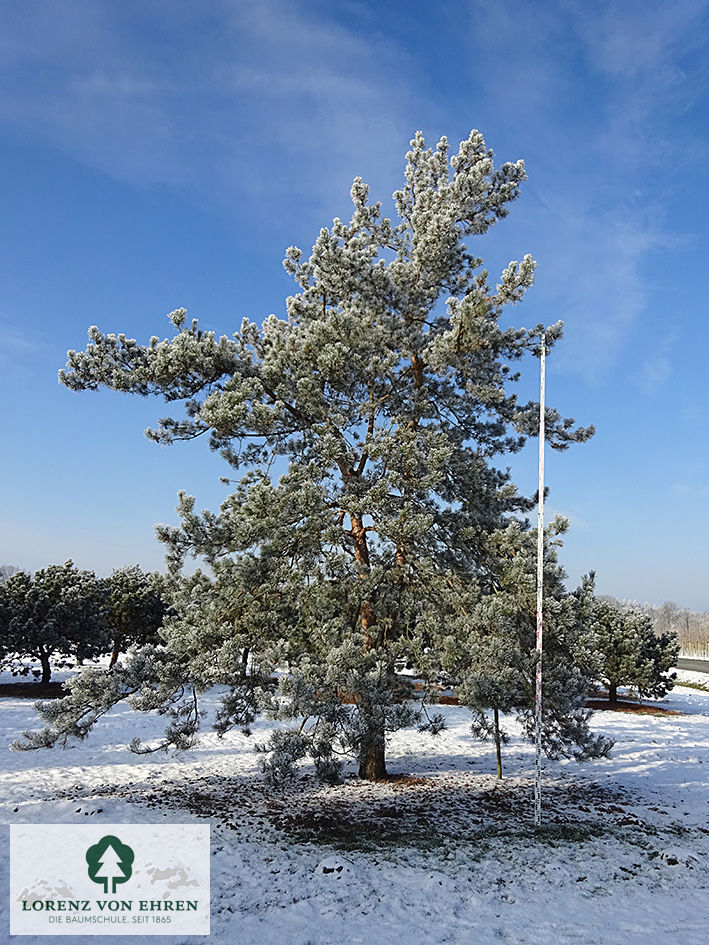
[23,130,597,779]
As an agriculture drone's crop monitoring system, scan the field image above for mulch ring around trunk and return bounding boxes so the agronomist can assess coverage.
[263,772,646,849]
[585,698,684,715]
[124,768,656,852]
[0,682,67,699]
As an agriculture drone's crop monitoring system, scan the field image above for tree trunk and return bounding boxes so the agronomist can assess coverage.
[349,510,390,780]
[351,513,377,645]
[358,739,387,780]
[493,706,503,780]
[39,651,52,685]
[109,637,121,669]
[608,681,618,703]
[240,647,250,678]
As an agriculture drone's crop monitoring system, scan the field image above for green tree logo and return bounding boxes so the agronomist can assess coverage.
[86,835,134,894]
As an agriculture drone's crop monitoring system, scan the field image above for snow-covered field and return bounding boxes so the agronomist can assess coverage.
[1,668,708,945]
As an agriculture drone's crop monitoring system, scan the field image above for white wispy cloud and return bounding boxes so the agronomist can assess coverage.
[638,356,672,392]
[0,317,50,376]
[577,0,709,179]
[0,0,423,223]
[2,0,707,379]
[464,0,709,378]
[671,481,709,498]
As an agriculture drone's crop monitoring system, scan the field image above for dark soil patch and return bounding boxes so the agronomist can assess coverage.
[50,766,701,861]
[120,768,649,852]
[0,682,67,699]
[263,773,643,850]
[387,775,430,789]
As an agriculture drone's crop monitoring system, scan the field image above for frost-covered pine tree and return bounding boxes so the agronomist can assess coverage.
[0,561,110,683]
[590,597,680,702]
[445,524,613,778]
[105,566,168,668]
[21,130,595,780]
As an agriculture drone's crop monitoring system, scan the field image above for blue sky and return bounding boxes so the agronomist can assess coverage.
[1,0,708,609]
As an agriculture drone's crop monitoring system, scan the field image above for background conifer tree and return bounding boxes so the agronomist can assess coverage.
[0,561,109,683]
[446,524,612,778]
[105,565,168,667]
[590,597,680,702]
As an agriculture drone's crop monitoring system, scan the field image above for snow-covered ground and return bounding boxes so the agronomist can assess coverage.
[1,667,708,945]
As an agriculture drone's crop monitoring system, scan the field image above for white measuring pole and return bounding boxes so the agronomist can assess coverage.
[534,332,546,828]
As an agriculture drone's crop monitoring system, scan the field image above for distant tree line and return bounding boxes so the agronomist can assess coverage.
[1,557,684,740]
[4,555,681,779]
